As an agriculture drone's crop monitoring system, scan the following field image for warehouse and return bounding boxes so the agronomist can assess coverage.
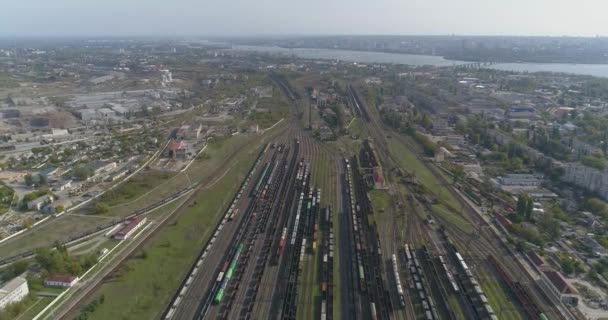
[113,217,147,240]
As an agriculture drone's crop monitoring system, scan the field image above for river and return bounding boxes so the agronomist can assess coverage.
[231,45,608,78]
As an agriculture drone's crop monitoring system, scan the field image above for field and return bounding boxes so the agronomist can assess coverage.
[14,296,55,320]
[97,171,176,208]
[0,215,112,258]
[476,268,522,320]
[387,136,459,209]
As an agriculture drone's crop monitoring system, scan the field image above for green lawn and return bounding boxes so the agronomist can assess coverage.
[98,171,176,207]
[387,137,459,209]
[477,268,522,320]
[369,190,390,212]
[15,296,55,320]
[430,204,474,234]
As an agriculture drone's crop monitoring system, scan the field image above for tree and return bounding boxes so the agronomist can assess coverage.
[2,260,29,281]
[38,174,47,185]
[516,194,528,219]
[72,165,94,181]
[55,205,65,213]
[94,202,109,215]
[21,217,33,229]
[584,198,608,218]
[451,165,465,184]
[24,174,33,186]
[525,197,534,220]
[538,213,561,241]
[562,258,575,274]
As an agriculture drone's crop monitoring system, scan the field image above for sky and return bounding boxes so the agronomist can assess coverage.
[1,0,607,37]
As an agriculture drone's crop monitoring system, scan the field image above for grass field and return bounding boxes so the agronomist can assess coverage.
[387,137,460,209]
[15,296,55,320]
[98,171,176,207]
[476,267,522,320]
[0,215,112,258]
[368,190,390,212]
[430,204,475,234]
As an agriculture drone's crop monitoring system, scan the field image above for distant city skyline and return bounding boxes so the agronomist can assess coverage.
[2,0,608,37]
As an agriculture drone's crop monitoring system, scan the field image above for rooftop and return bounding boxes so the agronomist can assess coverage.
[0,276,27,298]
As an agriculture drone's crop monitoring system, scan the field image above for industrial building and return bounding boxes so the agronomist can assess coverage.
[0,276,29,310]
[113,216,147,240]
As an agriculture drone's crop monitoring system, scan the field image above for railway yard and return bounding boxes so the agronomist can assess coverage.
[155,76,570,320]
[2,46,586,320]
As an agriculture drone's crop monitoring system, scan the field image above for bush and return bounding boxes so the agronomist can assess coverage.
[582,155,606,170]
[94,202,109,215]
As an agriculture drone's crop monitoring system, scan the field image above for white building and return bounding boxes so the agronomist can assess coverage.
[44,275,79,288]
[0,276,29,310]
[27,194,54,211]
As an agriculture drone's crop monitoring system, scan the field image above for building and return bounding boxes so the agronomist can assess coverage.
[175,124,202,140]
[0,276,29,310]
[89,161,117,177]
[561,163,608,201]
[543,270,577,295]
[110,104,129,116]
[27,194,53,211]
[500,174,542,187]
[445,135,466,148]
[509,107,536,119]
[166,139,187,160]
[44,275,78,288]
[106,169,128,182]
[98,108,115,118]
[113,217,147,240]
[77,109,97,121]
[251,86,273,98]
[526,251,549,272]
[55,180,72,191]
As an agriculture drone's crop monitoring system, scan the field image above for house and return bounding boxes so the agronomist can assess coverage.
[113,217,147,240]
[434,147,452,163]
[77,109,97,121]
[27,194,53,211]
[110,104,129,116]
[543,271,577,295]
[55,180,72,192]
[106,169,128,182]
[579,236,607,256]
[44,275,79,288]
[98,108,115,118]
[0,276,29,310]
[445,135,466,148]
[509,107,536,119]
[527,251,549,271]
[166,139,187,160]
